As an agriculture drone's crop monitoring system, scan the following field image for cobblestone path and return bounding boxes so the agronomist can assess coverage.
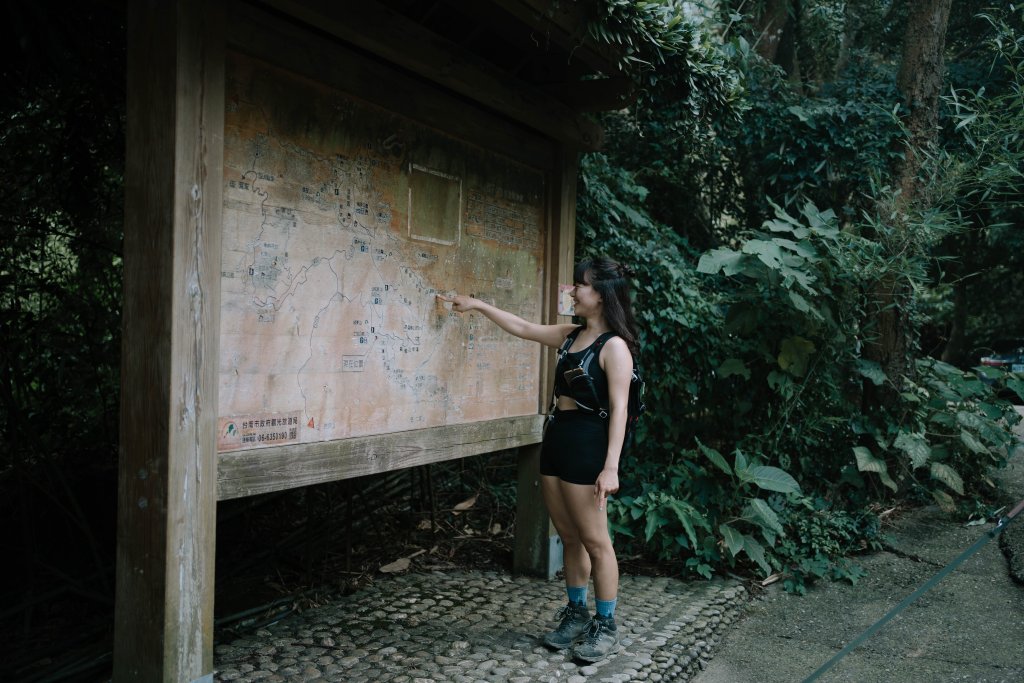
[214,571,747,683]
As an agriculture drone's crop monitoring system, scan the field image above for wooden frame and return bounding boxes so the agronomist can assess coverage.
[116,0,588,678]
[514,146,579,578]
[114,1,224,680]
[219,414,545,499]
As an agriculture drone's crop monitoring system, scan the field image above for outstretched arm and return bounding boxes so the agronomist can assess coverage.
[437,294,576,348]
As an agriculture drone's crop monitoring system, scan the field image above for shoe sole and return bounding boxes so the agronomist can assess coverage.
[572,642,621,663]
[541,634,585,650]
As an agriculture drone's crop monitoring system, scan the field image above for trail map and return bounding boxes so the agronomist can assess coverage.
[217,54,545,452]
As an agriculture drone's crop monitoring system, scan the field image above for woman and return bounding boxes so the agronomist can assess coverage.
[438,257,638,662]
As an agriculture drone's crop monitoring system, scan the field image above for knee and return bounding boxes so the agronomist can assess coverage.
[560,532,584,550]
[580,533,614,559]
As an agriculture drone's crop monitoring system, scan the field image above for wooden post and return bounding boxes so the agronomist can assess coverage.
[114,0,224,680]
[514,146,579,578]
[513,442,557,577]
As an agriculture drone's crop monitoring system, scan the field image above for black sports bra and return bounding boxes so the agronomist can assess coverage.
[553,327,614,407]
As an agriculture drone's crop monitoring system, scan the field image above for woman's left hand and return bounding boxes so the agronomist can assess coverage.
[594,468,619,512]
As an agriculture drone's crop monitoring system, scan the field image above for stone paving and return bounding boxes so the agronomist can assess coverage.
[214,571,748,682]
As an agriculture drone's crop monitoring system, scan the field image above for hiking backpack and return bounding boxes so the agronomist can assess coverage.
[554,327,646,450]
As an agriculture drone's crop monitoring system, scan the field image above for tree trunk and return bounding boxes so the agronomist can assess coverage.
[776,0,803,84]
[753,0,791,63]
[833,0,861,78]
[894,0,953,203]
[940,223,980,365]
[940,276,968,365]
[863,0,952,404]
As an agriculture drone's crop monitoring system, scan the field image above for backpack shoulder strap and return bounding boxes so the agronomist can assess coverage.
[552,326,584,404]
[592,331,618,350]
[579,331,618,372]
[557,326,584,360]
[574,332,620,418]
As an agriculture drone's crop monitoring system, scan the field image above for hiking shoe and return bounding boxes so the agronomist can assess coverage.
[541,601,591,650]
[572,614,619,662]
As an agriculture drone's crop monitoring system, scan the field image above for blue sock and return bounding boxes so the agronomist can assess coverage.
[595,597,617,619]
[566,585,588,606]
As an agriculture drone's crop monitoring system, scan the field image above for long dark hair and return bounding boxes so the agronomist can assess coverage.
[574,257,639,357]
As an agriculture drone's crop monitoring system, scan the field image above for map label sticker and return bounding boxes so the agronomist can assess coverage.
[342,355,367,372]
[218,411,302,452]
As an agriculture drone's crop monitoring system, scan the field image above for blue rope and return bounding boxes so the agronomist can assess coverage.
[802,498,1024,683]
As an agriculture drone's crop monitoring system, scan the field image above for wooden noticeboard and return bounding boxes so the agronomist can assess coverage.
[114,1,586,680]
[215,45,551,498]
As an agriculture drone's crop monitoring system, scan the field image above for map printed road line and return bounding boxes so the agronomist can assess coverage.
[217,54,545,452]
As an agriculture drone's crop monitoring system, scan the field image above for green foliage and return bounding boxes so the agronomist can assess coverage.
[577,153,723,454]
[922,8,1024,358]
[0,5,125,473]
[585,1,742,127]
[879,358,1021,508]
[598,30,907,252]
[577,7,1024,589]
[719,55,905,223]
[607,437,881,593]
[579,143,1021,590]
[771,498,879,595]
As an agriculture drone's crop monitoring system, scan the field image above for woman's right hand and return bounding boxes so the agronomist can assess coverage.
[436,293,478,313]
[436,292,572,346]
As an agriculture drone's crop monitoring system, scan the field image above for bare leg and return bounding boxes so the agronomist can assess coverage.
[540,475,621,658]
[557,480,618,601]
[541,475,591,588]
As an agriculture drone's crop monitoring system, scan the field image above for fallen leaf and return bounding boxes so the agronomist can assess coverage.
[490,523,502,535]
[379,557,411,573]
[417,519,432,530]
[452,494,479,514]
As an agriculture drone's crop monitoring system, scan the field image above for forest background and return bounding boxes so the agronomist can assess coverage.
[1,0,1023,679]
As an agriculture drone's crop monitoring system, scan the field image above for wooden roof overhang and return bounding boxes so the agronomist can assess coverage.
[251,0,635,150]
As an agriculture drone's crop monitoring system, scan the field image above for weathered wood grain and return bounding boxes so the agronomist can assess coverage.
[514,147,578,577]
[228,2,553,168]
[252,0,603,149]
[114,0,224,681]
[218,414,545,499]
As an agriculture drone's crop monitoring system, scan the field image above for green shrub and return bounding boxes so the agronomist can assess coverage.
[579,155,1022,592]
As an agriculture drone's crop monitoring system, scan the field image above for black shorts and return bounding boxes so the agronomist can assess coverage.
[540,409,608,485]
